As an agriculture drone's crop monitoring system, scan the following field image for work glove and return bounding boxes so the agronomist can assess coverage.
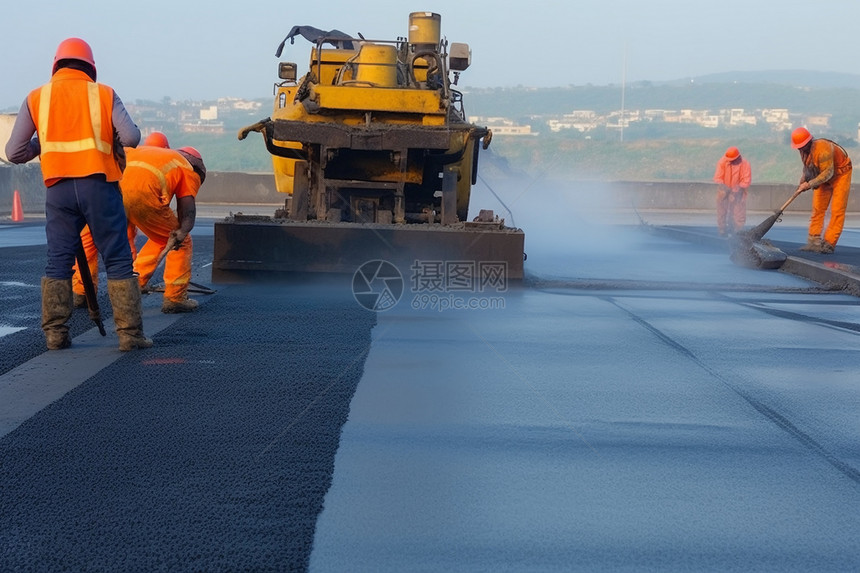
[169,229,188,249]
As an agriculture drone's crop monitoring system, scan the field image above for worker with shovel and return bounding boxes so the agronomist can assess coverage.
[713,146,751,237]
[122,145,206,313]
[71,135,204,313]
[71,132,173,307]
[791,127,852,253]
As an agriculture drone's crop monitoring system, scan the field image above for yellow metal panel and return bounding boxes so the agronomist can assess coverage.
[354,44,398,87]
[271,142,305,195]
[310,48,357,85]
[313,85,444,115]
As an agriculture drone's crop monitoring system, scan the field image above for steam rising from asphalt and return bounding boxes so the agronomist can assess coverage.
[471,174,639,257]
[470,172,767,287]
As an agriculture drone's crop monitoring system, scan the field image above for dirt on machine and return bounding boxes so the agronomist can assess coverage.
[213,12,525,282]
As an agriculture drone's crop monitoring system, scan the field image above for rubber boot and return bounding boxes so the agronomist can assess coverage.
[107,277,153,351]
[41,277,72,350]
[799,235,822,252]
[161,296,199,314]
[820,241,835,254]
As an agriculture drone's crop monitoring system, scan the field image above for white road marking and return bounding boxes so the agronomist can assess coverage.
[0,326,26,337]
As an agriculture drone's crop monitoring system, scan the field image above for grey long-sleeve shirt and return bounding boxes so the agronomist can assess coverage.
[4,88,140,164]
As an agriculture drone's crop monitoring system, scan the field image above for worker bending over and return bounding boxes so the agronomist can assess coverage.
[791,127,853,253]
[4,38,151,351]
[123,145,206,313]
[71,131,171,306]
[713,146,751,236]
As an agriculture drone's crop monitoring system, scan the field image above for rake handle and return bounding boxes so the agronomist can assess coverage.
[777,186,805,214]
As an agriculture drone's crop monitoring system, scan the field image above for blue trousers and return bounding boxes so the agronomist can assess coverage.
[44,176,134,280]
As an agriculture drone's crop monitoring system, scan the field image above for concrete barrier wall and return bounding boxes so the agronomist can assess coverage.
[595,180,835,213]
[0,167,285,216]
[2,165,858,215]
[0,165,48,216]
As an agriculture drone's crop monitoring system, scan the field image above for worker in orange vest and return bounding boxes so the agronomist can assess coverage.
[71,131,171,307]
[790,127,853,253]
[122,145,206,313]
[4,38,151,351]
[713,146,752,237]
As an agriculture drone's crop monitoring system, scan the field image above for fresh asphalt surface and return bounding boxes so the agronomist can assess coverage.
[1,207,860,571]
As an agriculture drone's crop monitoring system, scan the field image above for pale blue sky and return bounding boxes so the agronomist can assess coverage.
[3,0,860,108]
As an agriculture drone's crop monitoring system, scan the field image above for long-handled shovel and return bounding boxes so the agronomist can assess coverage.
[75,244,106,336]
[746,186,805,242]
[729,186,805,269]
[140,235,177,293]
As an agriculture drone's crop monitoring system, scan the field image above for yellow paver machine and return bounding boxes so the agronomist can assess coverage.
[213,12,525,281]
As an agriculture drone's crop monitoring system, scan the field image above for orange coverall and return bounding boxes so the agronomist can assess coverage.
[72,148,200,302]
[121,146,201,302]
[713,154,752,234]
[800,139,852,247]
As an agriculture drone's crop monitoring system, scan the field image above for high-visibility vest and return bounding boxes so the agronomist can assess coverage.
[27,68,123,187]
[122,146,200,205]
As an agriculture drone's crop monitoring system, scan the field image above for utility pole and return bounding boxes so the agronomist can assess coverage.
[620,44,627,143]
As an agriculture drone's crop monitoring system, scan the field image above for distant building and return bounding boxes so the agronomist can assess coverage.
[762,109,792,131]
[546,110,599,133]
[698,115,720,129]
[805,114,831,129]
[218,97,263,111]
[199,106,218,121]
[727,108,757,126]
[180,120,225,134]
[469,116,535,136]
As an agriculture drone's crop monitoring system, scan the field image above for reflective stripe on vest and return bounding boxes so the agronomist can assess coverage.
[37,82,112,155]
[126,158,189,202]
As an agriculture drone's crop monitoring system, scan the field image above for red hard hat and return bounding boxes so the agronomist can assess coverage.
[53,38,95,75]
[177,147,206,183]
[725,146,740,161]
[143,132,169,148]
[177,146,202,160]
[791,127,813,149]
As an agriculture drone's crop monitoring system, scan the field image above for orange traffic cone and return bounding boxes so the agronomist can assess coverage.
[11,190,24,222]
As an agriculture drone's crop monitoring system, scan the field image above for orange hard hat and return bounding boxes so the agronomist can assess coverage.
[791,127,813,149]
[177,146,206,183]
[725,147,740,161]
[143,132,170,148]
[53,37,95,75]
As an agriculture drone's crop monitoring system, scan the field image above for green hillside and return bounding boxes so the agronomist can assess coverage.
[482,136,800,184]
[460,79,860,184]
[463,81,860,134]
[170,76,860,184]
